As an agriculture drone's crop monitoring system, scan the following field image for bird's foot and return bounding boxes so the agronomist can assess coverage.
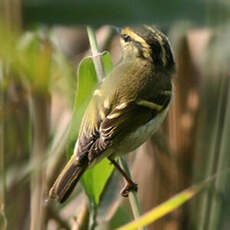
[120,182,138,197]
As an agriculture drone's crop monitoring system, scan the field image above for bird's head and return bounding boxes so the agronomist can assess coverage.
[120,25,175,73]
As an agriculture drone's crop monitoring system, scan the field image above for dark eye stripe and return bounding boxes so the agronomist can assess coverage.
[122,34,132,42]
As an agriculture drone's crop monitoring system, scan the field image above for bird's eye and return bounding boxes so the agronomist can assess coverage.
[122,34,131,42]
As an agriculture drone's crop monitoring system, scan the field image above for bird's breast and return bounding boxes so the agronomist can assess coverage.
[113,101,171,156]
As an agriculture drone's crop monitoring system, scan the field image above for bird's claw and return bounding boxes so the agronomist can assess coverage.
[120,182,138,197]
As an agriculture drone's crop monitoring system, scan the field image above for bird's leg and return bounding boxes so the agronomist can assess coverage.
[109,158,137,197]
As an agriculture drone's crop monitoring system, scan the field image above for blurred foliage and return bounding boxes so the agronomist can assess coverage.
[1,0,230,229]
[21,0,230,27]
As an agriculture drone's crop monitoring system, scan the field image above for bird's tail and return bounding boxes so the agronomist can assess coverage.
[49,154,88,203]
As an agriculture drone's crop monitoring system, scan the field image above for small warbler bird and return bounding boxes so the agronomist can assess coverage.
[49,25,175,203]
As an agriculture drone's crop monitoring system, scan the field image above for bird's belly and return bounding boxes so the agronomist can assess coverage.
[89,102,171,166]
[114,106,170,155]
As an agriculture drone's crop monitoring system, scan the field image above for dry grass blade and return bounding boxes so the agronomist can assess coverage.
[117,180,211,230]
[29,93,50,230]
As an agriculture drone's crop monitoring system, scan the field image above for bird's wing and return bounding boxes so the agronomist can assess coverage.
[75,88,172,163]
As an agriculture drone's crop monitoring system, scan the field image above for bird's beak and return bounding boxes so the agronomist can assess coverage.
[111,26,121,34]
[116,27,122,34]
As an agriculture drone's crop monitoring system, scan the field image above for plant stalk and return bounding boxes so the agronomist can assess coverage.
[86,26,105,82]
[0,62,7,230]
[208,79,230,230]
[29,93,50,230]
[119,156,146,230]
[198,77,227,230]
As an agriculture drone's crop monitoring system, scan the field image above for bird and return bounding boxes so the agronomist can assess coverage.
[49,25,175,203]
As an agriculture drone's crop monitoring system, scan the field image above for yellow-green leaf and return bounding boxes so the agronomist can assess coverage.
[81,158,114,205]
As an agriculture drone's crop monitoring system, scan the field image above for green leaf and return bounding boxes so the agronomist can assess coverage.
[81,158,114,205]
[79,52,114,206]
[65,57,98,157]
[117,183,208,230]
[65,51,114,206]
[65,51,113,157]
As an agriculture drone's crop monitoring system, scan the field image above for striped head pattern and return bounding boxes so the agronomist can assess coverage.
[120,25,175,73]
